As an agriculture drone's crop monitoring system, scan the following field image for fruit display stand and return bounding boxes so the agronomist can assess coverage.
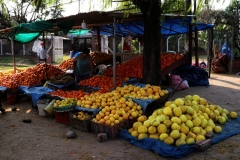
[160,55,187,77]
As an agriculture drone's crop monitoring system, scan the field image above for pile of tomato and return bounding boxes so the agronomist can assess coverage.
[49,89,86,99]
[104,53,184,78]
[79,75,125,93]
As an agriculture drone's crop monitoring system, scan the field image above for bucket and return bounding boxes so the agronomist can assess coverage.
[7,94,18,105]
[44,99,56,116]
[37,103,47,116]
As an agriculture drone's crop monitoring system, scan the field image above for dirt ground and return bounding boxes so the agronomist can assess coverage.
[0,73,240,160]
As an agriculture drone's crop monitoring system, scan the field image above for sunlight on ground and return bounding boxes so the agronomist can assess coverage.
[26,109,31,113]
[4,107,20,112]
[209,74,240,90]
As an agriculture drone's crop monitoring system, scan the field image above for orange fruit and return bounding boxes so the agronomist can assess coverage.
[99,119,105,124]
[99,112,105,118]
[105,120,111,125]
[113,114,120,119]
[104,116,110,120]
[111,110,116,114]
[122,114,129,120]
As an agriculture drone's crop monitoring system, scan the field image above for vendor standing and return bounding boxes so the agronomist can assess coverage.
[37,42,48,63]
[73,48,94,83]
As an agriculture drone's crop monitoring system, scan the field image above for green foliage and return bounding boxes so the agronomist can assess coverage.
[0,0,64,27]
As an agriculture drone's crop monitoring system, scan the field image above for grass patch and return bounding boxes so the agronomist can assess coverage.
[0,55,69,73]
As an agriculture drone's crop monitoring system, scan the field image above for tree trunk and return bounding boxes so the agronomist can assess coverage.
[138,0,161,85]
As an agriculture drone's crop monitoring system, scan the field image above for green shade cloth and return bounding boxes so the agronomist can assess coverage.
[68,29,89,35]
[10,20,74,44]
[14,32,42,44]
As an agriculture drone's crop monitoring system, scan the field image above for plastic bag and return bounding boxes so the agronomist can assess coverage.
[32,40,42,52]
[169,75,189,91]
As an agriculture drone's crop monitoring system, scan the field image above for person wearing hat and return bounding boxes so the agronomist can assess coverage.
[37,42,48,62]
[73,48,94,83]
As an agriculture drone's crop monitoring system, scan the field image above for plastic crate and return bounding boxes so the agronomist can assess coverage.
[54,111,73,125]
[70,112,94,132]
[91,120,128,139]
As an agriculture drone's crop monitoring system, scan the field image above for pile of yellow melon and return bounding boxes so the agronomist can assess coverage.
[128,95,238,146]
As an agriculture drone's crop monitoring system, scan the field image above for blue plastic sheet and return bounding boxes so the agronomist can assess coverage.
[47,81,75,89]
[119,116,240,158]
[132,98,154,112]
[75,106,101,115]
[19,86,53,107]
[221,43,231,58]
[0,86,7,93]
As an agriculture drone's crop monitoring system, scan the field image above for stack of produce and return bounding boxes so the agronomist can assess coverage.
[79,75,126,93]
[53,98,78,107]
[0,63,65,88]
[49,74,74,85]
[77,84,168,109]
[104,53,184,78]
[115,84,168,100]
[49,90,86,99]
[92,97,142,126]
[128,95,238,147]
[72,111,94,120]
[58,58,74,71]
[90,51,113,65]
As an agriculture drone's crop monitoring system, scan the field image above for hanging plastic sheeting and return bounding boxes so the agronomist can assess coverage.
[9,20,74,44]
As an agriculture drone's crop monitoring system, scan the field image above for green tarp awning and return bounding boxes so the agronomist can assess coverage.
[10,20,74,44]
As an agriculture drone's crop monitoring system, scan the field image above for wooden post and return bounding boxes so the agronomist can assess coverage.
[208,27,213,78]
[11,38,16,73]
[188,24,193,66]
[97,27,101,51]
[229,26,234,73]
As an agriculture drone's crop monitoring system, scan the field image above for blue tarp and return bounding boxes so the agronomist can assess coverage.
[119,116,240,158]
[0,86,7,93]
[18,86,53,107]
[47,81,75,89]
[221,43,231,58]
[75,106,102,115]
[95,17,213,38]
[172,65,209,86]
